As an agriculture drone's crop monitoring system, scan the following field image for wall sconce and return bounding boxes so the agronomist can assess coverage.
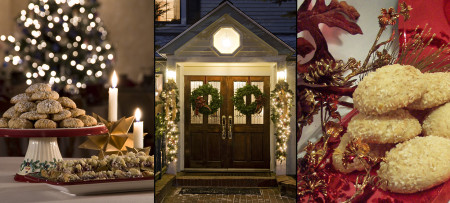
[166,69,176,83]
[277,69,287,82]
[213,27,241,55]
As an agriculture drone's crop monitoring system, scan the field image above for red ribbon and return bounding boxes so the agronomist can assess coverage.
[194,96,211,115]
[255,95,265,114]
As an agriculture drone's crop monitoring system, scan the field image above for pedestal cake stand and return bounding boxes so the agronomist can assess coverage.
[0,125,108,182]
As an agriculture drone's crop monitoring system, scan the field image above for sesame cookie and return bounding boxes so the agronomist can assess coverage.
[422,102,450,139]
[31,91,59,101]
[347,109,421,144]
[353,64,425,115]
[25,83,51,94]
[408,72,450,110]
[0,118,9,128]
[8,117,33,129]
[58,97,77,109]
[51,109,71,121]
[78,115,97,127]
[377,136,450,194]
[14,101,37,113]
[69,108,85,117]
[37,99,63,114]
[10,93,31,104]
[3,107,21,118]
[20,111,48,120]
[60,118,84,128]
[35,119,57,129]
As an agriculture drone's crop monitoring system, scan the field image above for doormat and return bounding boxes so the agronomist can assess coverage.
[182,172,272,177]
[179,187,261,195]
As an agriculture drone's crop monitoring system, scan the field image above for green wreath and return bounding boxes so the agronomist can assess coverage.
[190,84,223,116]
[232,84,266,115]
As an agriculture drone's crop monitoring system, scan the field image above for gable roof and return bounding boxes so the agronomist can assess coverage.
[157,0,295,57]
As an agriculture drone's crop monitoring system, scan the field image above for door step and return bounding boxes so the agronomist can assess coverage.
[176,172,277,187]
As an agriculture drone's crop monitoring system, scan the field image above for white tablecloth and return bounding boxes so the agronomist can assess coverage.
[0,157,154,203]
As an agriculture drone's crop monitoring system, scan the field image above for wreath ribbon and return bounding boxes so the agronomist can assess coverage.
[194,96,211,115]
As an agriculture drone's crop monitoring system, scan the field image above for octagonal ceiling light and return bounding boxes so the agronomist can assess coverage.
[213,27,241,55]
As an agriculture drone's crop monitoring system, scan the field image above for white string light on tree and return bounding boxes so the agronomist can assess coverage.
[271,80,293,162]
[0,0,115,87]
[160,79,179,164]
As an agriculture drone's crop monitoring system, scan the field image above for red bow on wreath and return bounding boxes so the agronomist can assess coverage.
[255,95,265,114]
[195,96,211,115]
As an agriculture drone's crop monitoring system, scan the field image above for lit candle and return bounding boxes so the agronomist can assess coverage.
[133,108,144,149]
[108,71,118,121]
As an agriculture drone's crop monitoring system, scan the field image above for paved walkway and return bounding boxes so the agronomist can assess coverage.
[161,187,295,203]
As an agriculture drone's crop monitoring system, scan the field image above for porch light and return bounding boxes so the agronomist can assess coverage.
[166,69,176,83]
[277,69,287,82]
[213,27,240,54]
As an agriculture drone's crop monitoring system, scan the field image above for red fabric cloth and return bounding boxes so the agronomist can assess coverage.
[398,0,450,70]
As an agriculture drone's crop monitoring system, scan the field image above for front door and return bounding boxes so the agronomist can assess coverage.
[184,76,270,169]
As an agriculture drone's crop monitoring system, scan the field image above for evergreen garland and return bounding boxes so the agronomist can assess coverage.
[270,81,293,162]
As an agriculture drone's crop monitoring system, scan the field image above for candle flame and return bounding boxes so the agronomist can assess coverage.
[111,71,118,88]
[135,108,141,122]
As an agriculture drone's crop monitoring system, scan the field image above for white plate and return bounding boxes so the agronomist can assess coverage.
[45,179,154,196]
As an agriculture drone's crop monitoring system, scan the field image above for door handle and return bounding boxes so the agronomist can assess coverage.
[221,115,226,140]
[228,115,233,139]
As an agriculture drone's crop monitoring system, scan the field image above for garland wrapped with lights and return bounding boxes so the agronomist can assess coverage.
[190,84,222,116]
[232,84,266,115]
[159,80,180,163]
[0,0,115,87]
[270,81,293,162]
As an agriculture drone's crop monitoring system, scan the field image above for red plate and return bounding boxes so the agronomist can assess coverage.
[0,125,108,138]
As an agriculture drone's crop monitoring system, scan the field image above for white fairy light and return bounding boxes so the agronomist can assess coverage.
[62,54,68,60]
[76,64,84,70]
[0,35,5,41]
[95,71,102,77]
[48,53,54,58]
[73,51,78,56]
[81,44,86,49]
[67,79,72,84]
[105,43,111,49]
[63,15,69,21]
[70,60,76,66]
[14,46,20,51]
[79,7,85,13]
[26,79,32,85]
[8,36,15,42]
[108,54,113,60]
[86,70,92,75]
[100,63,106,69]
[26,72,32,78]
[88,13,93,19]
[96,46,101,52]
[54,16,60,23]
[87,45,93,51]
[28,3,34,10]
[48,22,54,28]
[76,82,81,88]
[33,73,38,78]
[75,36,81,41]
[57,8,63,14]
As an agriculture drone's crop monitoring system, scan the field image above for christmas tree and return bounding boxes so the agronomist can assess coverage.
[0,0,115,88]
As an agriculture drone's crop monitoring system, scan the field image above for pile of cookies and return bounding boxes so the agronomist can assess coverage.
[0,83,98,129]
[332,64,450,194]
[41,152,154,182]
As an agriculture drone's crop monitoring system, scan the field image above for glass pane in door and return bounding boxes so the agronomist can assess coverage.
[233,81,247,124]
[190,81,203,124]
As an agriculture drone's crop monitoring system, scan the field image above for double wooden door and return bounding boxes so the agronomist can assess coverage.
[185,76,270,169]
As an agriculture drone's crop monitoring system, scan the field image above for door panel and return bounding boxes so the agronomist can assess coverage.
[185,75,269,169]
